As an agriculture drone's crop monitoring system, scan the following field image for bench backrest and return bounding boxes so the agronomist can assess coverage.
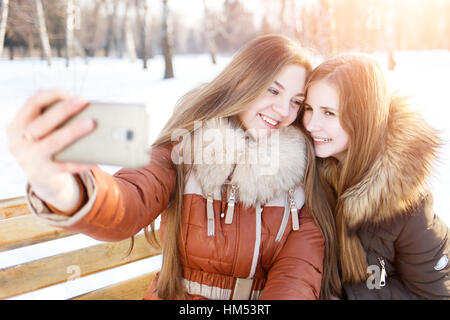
[0,196,161,300]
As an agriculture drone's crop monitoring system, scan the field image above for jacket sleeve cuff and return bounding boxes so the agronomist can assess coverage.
[44,175,88,216]
[26,170,98,228]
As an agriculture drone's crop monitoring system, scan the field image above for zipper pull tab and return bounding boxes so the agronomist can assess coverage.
[378,257,387,287]
[224,184,236,225]
[206,193,215,236]
[289,189,299,231]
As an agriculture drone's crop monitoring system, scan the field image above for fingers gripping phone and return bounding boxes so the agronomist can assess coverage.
[47,101,150,169]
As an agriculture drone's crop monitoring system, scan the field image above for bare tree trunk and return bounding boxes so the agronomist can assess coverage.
[35,0,52,66]
[65,1,86,65]
[8,43,13,60]
[27,32,34,57]
[162,0,173,78]
[141,0,151,69]
[202,0,216,64]
[117,0,127,58]
[86,0,103,57]
[135,0,153,65]
[0,0,9,58]
[74,37,87,63]
[134,0,142,58]
[123,0,136,63]
[65,0,75,67]
[104,0,119,57]
[322,0,337,57]
[291,0,302,39]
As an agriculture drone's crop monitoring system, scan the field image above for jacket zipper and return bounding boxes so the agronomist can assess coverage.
[275,199,290,242]
[248,203,262,278]
[377,257,387,287]
[224,184,237,225]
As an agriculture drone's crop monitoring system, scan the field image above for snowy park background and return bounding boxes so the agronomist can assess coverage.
[2,51,449,223]
[0,0,449,300]
[1,50,449,299]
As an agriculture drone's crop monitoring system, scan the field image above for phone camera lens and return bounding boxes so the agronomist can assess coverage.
[126,130,134,140]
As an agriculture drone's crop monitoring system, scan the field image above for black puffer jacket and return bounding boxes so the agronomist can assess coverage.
[324,100,449,299]
[344,194,449,299]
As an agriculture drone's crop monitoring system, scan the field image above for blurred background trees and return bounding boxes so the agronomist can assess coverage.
[0,0,448,73]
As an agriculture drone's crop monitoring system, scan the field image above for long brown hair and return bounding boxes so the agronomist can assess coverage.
[144,34,338,299]
[299,55,392,284]
[296,130,343,298]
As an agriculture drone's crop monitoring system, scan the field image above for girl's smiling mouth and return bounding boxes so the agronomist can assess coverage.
[259,113,279,128]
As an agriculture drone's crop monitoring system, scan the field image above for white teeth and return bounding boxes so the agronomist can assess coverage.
[314,138,331,142]
[260,114,278,126]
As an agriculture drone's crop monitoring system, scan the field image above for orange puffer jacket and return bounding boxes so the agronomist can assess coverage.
[28,121,324,300]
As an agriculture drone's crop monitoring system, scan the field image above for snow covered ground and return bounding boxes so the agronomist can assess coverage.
[0,51,449,299]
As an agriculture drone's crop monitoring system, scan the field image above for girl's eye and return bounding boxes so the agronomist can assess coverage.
[268,87,279,95]
[325,111,335,116]
[291,99,303,107]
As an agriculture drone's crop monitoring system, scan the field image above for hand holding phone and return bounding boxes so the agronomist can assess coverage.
[7,91,151,211]
[7,91,97,211]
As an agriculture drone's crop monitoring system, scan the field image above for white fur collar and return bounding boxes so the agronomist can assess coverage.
[181,118,307,207]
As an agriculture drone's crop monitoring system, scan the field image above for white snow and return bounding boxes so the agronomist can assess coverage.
[0,51,449,299]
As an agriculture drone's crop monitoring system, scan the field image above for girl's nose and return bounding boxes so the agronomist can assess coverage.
[271,100,290,119]
[303,112,321,132]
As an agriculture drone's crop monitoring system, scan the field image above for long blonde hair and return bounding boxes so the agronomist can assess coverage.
[145,34,340,299]
[300,55,392,284]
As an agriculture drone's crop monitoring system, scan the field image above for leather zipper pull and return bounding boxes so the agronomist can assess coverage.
[206,193,215,236]
[289,189,299,231]
[224,184,236,225]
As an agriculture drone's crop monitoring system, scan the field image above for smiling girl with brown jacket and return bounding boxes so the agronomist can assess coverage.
[8,35,341,300]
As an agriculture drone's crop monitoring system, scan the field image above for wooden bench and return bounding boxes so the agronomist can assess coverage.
[0,196,161,300]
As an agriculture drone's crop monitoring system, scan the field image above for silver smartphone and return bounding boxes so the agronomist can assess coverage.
[48,101,150,169]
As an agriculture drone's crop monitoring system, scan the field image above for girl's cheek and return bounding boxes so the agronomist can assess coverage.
[302,113,311,128]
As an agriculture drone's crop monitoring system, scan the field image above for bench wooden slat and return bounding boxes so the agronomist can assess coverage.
[0,196,31,220]
[73,271,158,300]
[0,214,76,252]
[0,233,161,299]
